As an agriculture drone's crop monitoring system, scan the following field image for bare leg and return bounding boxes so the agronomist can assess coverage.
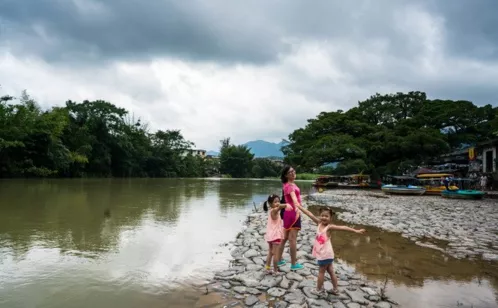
[327,263,339,293]
[317,265,327,290]
[277,230,289,262]
[265,242,273,269]
[272,244,280,272]
[288,229,298,265]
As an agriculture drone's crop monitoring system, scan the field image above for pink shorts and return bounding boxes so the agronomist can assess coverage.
[268,239,281,245]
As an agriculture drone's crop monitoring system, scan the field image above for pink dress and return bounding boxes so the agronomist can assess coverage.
[312,224,335,261]
[265,210,283,244]
[282,182,302,230]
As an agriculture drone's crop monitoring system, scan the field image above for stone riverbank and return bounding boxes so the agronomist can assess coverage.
[309,190,498,262]
[208,208,396,308]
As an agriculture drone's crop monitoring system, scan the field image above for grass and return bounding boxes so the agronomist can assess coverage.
[295,173,325,180]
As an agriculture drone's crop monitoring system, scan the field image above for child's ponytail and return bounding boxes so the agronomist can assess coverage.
[263,201,269,212]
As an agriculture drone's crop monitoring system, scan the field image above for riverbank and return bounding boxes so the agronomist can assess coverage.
[207,207,396,308]
[310,190,498,262]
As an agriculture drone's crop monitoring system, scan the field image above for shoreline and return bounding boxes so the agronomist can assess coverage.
[205,205,397,308]
[309,190,498,262]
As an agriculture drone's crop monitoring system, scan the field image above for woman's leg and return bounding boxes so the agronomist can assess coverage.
[288,229,298,265]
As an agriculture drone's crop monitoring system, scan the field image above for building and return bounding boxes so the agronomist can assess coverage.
[478,139,498,173]
[182,149,206,159]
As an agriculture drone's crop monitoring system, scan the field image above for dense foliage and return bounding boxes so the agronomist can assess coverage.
[0,90,211,178]
[283,91,498,176]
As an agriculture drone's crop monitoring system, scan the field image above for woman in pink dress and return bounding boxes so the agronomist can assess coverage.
[276,165,304,271]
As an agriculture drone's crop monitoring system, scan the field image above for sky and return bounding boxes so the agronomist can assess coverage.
[1,0,498,151]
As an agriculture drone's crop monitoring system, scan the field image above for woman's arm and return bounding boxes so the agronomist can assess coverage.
[295,204,320,224]
[328,224,366,234]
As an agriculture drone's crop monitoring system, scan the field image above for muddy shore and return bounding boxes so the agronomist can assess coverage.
[308,190,498,262]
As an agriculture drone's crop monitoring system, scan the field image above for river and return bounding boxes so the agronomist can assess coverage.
[0,179,496,308]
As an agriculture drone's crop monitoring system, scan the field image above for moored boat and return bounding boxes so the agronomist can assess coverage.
[381,184,426,195]
[312,176,339,188]
[416,173,458,195]
[441,189,485,200]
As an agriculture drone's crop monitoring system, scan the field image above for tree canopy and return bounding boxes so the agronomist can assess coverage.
[0,89,209,178]
[283,91,498,176]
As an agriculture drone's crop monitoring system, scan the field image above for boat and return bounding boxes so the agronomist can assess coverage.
[312,176,339,189]
[441,189,485,200]
[337,174,377,189]
[415,173,459,195]
[381,184,426,195]
[440,178,485,200]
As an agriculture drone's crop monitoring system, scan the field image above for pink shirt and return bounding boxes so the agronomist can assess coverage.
[264,210,283,242]
[312,224,335,260]
[283,182,301,209]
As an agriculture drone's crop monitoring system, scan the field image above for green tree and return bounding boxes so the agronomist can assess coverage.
[219,138,254,178]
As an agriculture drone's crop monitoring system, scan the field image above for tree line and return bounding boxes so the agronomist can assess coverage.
[0,89,282,178]
[283,91,498,176]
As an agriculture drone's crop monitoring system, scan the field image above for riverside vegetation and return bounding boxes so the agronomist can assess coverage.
[2,88,498,179]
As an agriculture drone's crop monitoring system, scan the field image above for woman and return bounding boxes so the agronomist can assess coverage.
[276,165,304,270]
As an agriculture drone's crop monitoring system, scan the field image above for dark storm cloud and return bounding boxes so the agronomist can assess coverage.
[425,0,498,60]
[3,0,491,65]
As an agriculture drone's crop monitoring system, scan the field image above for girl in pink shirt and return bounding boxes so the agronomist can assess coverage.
[263,194,291,274]
[297,205,366,297]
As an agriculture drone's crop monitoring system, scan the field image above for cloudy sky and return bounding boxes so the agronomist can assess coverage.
[1,0,498,151]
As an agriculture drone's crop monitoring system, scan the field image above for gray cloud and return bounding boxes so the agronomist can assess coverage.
[3,0,488,65]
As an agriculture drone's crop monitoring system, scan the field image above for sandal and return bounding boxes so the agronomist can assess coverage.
[330,288,340,295]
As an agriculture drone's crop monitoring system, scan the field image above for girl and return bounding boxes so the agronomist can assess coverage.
[276,165,304,271]
[263,194,290,274]
[296,205,366,296]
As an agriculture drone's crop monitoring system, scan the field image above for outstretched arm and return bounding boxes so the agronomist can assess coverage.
[295,204,320,225]
[328,224,366,234]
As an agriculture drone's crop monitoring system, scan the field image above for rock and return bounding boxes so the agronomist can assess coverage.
[297,267,313,277]
[233,286,247,294]
[233,271,265,287]
[260,275,283,288]
[287,272,304,281]
[215,269,237,278]
[245,295,259,306]
[332,302,347,308]
[280,276,291,289]
[274,301,289,308]
[245,249,259,258]
[231,247,249,258]
[267,287,287,297]
[246,264,262,271]
[253,303,268,308]
[344,290,369,305]
[361,287,377,296]
[221,282,231,289]
[302,287,318,299]
[246,287,262,295]
[338,280,350,287]
[373,302,392,308]
[306,298,330,307]
[368,295,381,302]
[284,289,306,305]
[346,303,361,308]
[297,279,316,289]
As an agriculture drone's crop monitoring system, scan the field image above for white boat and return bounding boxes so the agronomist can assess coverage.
[381,184,426,195]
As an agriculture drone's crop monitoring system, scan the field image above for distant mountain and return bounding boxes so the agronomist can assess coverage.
[243,140,288,158]
[206,140,289,158]
[206,150,219,156]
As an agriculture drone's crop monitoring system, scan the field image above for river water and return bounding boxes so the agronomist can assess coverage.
[0,179,496,308]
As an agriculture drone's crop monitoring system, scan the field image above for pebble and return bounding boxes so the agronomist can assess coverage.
[210,207,395,307]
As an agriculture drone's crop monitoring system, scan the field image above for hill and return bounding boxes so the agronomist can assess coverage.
[207,140,288,158]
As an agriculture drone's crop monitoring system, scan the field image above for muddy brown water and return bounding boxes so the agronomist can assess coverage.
[0,179,496,308]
